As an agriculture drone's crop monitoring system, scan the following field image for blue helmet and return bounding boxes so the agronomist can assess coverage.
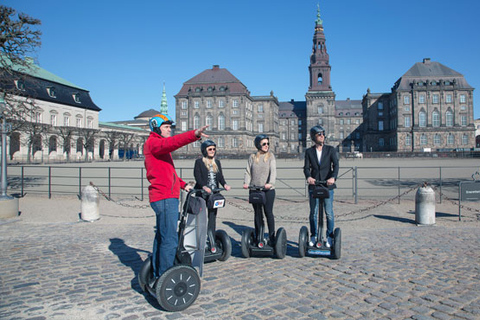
[149,114,174,134]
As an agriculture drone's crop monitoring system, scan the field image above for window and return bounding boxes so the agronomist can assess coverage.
[281,132,286,140]
[339,132,344,139]
[258,104,264,113]
[181,121,187,131]
[447,134,454,145]
[181,101,187,109]
[404,106,410,112]
[194,115,200,128]
[87,119,93,129]
[462,134,468,145]
[206,115,213,129]
[419,95,425,104]
[219,100,225,108]
[76,118,82,127]
[404,116,411,127]
[419,111,427,127]
[233,99,238,108]
[446,110,453,127]
[405,134,411,146]
[50,114,57,126]
[181,110,187,116]
[460,94,466,103]
[420,134,427,145]
[47,87,56,98]
[218,137,224,148]
[378,121,384,131]
[432,94,439,104]
[432,111,440,127]
[318,106,323,114]
[14,80,26,91]
[403,95,410,104]
[346,119,351,125]
[194,101,199,109]
[73,93,81,103]
[446,94,452,103]
[258,123,264,133]
[232,137,238,148]
[461,115,467,126]
[290,119,295,126]
[232,119,238,130]
[206,100,212,108]
[64,116,70,127]
[218,114,225,130]
[379,138,385,147]
[339,119,344,125]
[232,109,238,115]
[434,134,441,146]
[290,133,295,140]
[378,102,383,110]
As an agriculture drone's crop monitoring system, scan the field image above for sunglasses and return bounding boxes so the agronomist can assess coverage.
[262,142,270,146]
[207,147,216,151]
[317,132,325,136]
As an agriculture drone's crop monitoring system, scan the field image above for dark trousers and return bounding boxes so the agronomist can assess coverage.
[252,189,276,241]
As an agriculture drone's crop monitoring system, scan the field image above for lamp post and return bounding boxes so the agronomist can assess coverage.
[0,94,18,218]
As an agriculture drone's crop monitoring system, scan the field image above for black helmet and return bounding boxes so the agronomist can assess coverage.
[201,140,216,157]
[254,134,269,150]
[310,125,326,140]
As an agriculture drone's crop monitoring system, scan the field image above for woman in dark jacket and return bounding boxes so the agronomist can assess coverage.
[194,140,230,243]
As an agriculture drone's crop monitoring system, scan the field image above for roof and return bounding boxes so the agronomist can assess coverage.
[335,99,362,109]
[279,100,306,118]
[175,65,248,96]
[135,109,161,119]
[99,121,148,132]
[394,58,473,91]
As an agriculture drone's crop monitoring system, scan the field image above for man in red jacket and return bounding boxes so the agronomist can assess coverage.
[144,113,208,278]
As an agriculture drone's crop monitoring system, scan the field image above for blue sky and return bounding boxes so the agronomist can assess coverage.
[4,0,480,121]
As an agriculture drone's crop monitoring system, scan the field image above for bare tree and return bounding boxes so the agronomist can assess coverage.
[104,131,119,160]
[118,132,135,161]
[76,128,99,162]
[57,126,75,161]
[18,120,48,163]
[0,5,42,120]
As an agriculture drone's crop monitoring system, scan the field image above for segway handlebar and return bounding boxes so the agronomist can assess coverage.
[314,180,327,185]
[248,185,267,191]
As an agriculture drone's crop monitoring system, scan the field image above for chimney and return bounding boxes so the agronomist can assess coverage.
[213,65,220,70]
[423,58,431,64]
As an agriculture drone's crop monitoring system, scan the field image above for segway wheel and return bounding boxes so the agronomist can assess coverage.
[274,227,287,259]
[138,256,153,292]
[331,228,342,260]
[215,230,232,261]
[155,265,201,312]
[298,226,308,258]
[241,228,254,258]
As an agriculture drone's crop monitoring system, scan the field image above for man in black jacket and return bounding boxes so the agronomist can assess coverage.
[303,125,339,248]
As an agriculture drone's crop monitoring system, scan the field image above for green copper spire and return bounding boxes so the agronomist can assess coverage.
[316,3,323,25]
[160,82,168,115]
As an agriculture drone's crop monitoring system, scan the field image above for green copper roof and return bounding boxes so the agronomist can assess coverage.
[2,56,85,90]
[160,82,168,114]
[316,3,323,25]
[99,121,147,131]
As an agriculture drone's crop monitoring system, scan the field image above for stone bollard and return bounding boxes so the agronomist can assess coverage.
[415,184,435,225]
[81,185,100,221]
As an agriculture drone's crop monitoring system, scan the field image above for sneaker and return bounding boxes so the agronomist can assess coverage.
[325,237,332,248]
[309,236,316,247]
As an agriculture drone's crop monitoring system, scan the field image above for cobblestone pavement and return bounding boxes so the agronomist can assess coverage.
[1,195,480,320]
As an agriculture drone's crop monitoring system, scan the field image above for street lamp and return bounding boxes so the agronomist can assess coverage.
[0,94,18,218]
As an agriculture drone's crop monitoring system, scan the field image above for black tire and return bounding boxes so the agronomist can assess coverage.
[331,228,341,260]
[274,227,287,259]
[156,265,201,312]
[215,230,232,261]
[241,228,254,258]
[138,256,153,292]
[298,226,308,258]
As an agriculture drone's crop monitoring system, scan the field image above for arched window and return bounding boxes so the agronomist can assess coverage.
[462,134,468,145]
[76,138,83,154]
[49,136,57,154]
[446,110,453,127]
[419,111,427,127]
[206,114,213,130]
[405,134,411,146]
[447,134,455,145]
[218,113,225,130]
[434,134,441,146]
[432,110,440,127]
[420,134,427,145]
[317,73,323,85]
[194,114,200,128]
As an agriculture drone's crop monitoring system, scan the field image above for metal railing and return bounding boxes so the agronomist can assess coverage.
[6,164,478,203]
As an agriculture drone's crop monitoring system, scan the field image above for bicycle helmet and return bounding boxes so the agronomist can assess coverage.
[149,114,174,135]
[310,125,326,140]
[201,140,216,157]
[254,134,269,150]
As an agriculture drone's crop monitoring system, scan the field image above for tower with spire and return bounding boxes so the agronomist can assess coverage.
[305,3,337,144]
[160,82,168,115]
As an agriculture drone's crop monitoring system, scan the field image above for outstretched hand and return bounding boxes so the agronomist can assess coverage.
[195,125,209,138]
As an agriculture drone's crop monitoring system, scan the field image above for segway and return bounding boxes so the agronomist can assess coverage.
[298,181,341,259]
[241,186,287,259]
[138,189,207,312]
[203,188,232,263]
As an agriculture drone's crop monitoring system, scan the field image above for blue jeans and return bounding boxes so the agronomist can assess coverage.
[308,189,334,239]
[151,198,179,277]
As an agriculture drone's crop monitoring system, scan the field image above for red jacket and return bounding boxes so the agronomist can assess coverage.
[144,130,199,203]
